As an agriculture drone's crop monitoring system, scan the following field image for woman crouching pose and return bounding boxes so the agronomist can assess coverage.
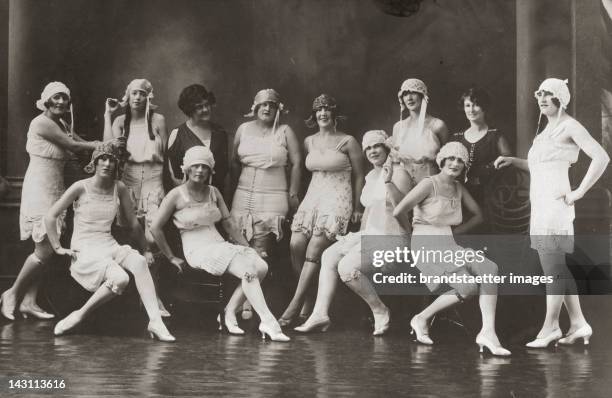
[48,143,175,341]
[394,142,510,356]
[150,146,289,342]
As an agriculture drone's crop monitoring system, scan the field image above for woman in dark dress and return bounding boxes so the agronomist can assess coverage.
[166,84,229,196]
[451,88,511,207]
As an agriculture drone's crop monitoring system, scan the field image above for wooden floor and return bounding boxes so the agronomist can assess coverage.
[1,295,611,397]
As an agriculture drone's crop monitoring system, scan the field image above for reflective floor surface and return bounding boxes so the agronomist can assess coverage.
[1,305,611,398]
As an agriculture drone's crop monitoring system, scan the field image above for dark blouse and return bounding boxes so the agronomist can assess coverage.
[452,128,505,189]
[164,122,229,193]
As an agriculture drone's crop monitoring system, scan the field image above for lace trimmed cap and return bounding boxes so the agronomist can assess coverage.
[84,141,130,178]
[534,78,570,134]
[436,141,469,168]
[36,81,75,134]
[362,130,388,150]
[305,94,347,128]
[534,78,570,109]
[36,81,71,111]
[181,146,215,183]
[396,78,429,154]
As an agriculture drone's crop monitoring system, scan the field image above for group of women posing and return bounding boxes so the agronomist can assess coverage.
[0,77,608,354]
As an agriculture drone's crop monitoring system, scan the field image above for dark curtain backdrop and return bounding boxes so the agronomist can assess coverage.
[6,0,516,176]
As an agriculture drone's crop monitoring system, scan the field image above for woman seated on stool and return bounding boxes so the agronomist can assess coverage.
[150,146,289,341]
[393,142,510,356]
[295,130,412,335]
[48,142,175,341]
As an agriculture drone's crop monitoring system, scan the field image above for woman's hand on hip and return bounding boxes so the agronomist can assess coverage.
[561,190,584,206]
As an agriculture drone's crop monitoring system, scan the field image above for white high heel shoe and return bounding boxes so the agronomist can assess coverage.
[147,320,176,342]
[410,316,433,345]
[259,322,290,342]
[525,328,562,348]
[54,311,82,336]
[476,334,511,356]
[294,317,331,333]
[372,308,390,336]
[558,324,592,346]
[217,311,245,335]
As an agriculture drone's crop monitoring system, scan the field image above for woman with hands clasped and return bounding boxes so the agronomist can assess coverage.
[150,146,289,341]
[394,142,510,356]
[494,78,609,348]
[49,142,174,341]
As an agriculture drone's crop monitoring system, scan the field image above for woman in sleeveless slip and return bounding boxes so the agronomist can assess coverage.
[451,87,511,210]
[295,130,413,335]
[103,79,170,317]
[230,89,302,320]
[279,94,366,326]
[394,142,510,356]
[1,82,119,321]
[166,84,228,194]
[389,78,449,184]
[495,78,609,348]
[48,142,174,341]
[150,147,289,341]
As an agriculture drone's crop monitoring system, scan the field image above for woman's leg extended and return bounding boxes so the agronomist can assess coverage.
[226,252,275,323]
[2,239,55,320]
[121,251,162,322]
[304,241,344,321]
[241,231,274,319]
[339,246,391,334]
[467,259,504,346]
[281,234,333,320]
[339,246,388,315]
[54,264,128,335]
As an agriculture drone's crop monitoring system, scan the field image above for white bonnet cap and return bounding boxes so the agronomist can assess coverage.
[535,78,570,109]
[436,141,469,168]
[36,81,71,111]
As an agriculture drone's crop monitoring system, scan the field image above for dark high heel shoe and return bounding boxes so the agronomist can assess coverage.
[147,320,176,342]
[0,291,16,321]
[260,322,290,342]
[19,305,55,320]
[294,317,331,333]
[217,311,245,335]
[410,315,433,345]
[54,311,82,336]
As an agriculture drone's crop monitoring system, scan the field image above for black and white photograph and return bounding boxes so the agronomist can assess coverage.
[1,0,611,396]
